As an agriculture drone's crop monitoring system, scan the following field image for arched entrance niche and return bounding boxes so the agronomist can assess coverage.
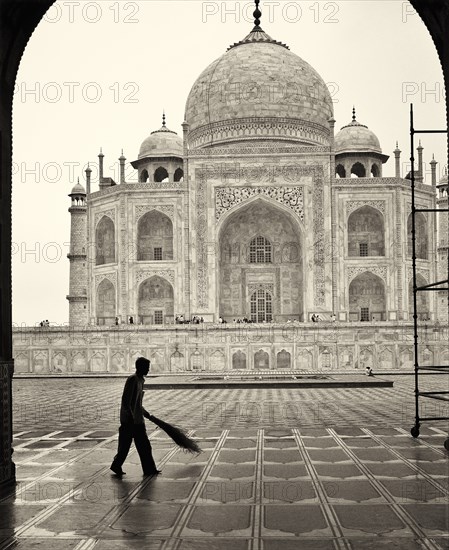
[349,272,386,321]
[218,199,303,322]
[96,279,116,325]
[348,206,385,257]
[96,216,115,265]
[138,276,174,324]
[138,211,173,261]
[407,212,428,259]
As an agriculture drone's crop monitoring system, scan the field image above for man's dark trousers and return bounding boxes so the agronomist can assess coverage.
[112,423,157,473]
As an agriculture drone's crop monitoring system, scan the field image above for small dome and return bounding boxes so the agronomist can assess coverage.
[335,111,382,155]
[138,117,183,160]
[70,180,86,195]
[438,168,448,186]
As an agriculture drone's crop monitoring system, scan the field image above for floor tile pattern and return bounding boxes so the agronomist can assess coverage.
[1,375,447,549]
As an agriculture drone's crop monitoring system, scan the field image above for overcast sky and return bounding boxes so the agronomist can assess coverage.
[12,0,447,326]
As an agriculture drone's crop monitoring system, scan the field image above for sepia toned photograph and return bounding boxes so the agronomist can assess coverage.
[0,0,448,548]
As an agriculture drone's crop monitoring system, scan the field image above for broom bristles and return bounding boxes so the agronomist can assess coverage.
[148,415,202,454]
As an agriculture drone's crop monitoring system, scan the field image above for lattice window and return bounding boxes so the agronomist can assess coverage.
[361,307,370,321]
[321,351,331,368]
[250,289,273,323]
[154,247,163,261]
[154,310,163,325]
[249,236,272,263]
[359,243,368,257]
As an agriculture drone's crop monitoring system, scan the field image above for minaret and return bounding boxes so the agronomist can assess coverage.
[98,148,104,183]
[430,154,438,189]
[119,150,126,184]
[394,142,401,178]
[85,163,92,195]
[417,140,424,183]
[67,179,88,326]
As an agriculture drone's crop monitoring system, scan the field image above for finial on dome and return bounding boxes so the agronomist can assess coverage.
[77,177,79,184]
[352,106,356,122]
[253,0,262,28]
[162,111,166,127]
[418,139,423,149]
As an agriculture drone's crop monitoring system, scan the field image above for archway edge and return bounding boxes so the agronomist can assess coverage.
[1,0,449,491]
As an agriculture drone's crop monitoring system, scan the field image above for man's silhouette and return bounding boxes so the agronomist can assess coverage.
[110,357,160,477]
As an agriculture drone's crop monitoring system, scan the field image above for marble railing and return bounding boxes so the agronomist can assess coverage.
[12,322,448,374]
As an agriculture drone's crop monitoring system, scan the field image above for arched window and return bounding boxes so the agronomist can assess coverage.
[138,210,173,261]
[174,167,184,182]
[336,164,346,178]
[348,206,385,257]
[254,349,270,369]
[140,169,149,183]
[154,166,169,183]
[249,236,272,263]
[407,212,428,259]
[138,276,174,325]
[371,164,380,177]
[96,216,115,265]
[351,162,366,178]
[232,351,247,369]
[96,279,115,325]
[349,272,386,321]
[277,349,291,369]
[250,289,273,322]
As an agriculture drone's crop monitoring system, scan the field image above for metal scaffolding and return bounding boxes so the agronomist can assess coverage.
[409,104,449,450]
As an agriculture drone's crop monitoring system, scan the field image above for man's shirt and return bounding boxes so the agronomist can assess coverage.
[120,373,148,425]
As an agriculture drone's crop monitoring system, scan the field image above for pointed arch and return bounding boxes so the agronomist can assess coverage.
[336,164,346,178]
[96,216,115,265]
[277,349,291,369]
[218,197,303,322]
[348,206,385,257]
[140,169,149,183]
[407,212,428,259]
[137,210,173,261]
[174,167,184,182]
[96,279,116,325]
[154,166,169,183]
[138,275,174,324]
[232,350,247,369]
[350,162,366,177]
[349,271,386,321]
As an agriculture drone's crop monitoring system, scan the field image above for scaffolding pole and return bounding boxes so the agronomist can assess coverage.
[409,104,449,450]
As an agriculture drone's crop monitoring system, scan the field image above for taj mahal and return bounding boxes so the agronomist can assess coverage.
[13,2,449,374]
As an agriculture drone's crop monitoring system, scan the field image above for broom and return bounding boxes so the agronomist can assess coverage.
[147,414,202,454]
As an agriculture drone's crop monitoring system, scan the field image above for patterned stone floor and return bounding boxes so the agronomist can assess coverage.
[1,375,448,549]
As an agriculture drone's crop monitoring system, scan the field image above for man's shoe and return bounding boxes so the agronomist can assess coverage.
[110,464,126,476]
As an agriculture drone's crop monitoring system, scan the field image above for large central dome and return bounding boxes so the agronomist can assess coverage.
[185,27,333,150]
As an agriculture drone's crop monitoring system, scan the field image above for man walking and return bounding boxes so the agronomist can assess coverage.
[111,357,160,477]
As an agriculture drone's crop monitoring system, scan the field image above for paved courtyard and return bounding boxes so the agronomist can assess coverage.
[1,375,448,549]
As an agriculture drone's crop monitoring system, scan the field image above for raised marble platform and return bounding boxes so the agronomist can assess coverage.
[143,374,393,389]
[11,322,449,375]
